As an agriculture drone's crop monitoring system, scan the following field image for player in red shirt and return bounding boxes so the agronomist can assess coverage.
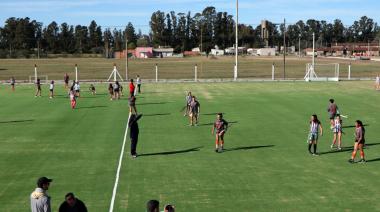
[212,113,228,153]
[129,79,135,97]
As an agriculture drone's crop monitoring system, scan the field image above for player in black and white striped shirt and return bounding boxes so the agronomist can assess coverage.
[308,114,323,156]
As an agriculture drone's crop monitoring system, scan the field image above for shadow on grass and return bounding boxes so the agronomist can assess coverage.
[137,102,168,106]
[76,105,108,109]
[138,146,203,157]
[0,119,34,124]
[143,113,171,117]
[198,121,238,126]
[223,145,275,152]
[320,142,380,155]
[0,68,8,71]
[202,112,226,116]
[342,124,369,129]
[366,157,380,163]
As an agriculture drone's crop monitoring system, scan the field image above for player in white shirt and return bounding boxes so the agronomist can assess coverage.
[136,75,141,94]
[375,74,380,90]
[331,115,343,150]
[49,81,54,99]
[74,81,80,97]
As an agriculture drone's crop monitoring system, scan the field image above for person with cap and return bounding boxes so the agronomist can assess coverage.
[129,113,143,158]
[58,192,88,212]
[30,176,52,212]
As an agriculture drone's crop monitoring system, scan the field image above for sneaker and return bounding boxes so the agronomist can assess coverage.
[215,149,218,153]
[312,153,320,156]
[309,151,313,155]
[358,159,366,163]
[337,146,342,150]
[348,159,354,163]
[132,155,137,158]
[330,144,334,149]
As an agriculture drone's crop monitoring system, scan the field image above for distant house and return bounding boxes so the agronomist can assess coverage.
[304,42,380,57]
[135,47,153,58]
[257,48,276,56]
[153,47,174,58]
[225,47,247,55]
[210,49,224,56]
[114,49,135,59]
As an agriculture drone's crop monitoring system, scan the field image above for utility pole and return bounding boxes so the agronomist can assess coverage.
[125,32,129,81]
[283,18,286,79]
[37,39,40,59]
[298,34,301,58]
[234,0,239,81]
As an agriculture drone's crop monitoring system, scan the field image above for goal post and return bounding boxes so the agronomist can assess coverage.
[304,63,340,82]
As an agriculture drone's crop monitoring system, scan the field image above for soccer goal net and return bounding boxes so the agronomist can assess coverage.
[304,63,340,82]
[29,75,49,83]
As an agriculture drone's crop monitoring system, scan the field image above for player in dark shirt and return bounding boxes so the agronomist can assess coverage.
[212,113,228,153]
[35,78,41,97]
[129,114,143,158]
[327,99,338,129]
[89,84,96,95]
[349,120,366,163]
[129,94,137,114]
[10,77,15,91]
[64,73,69,89]
[108,83,114,100]
[189,96,200,126]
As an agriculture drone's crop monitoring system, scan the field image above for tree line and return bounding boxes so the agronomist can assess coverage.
[0,6,379,58]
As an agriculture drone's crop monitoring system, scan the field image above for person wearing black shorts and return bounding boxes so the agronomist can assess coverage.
[35,78,41,97]
[129,114,143,158]
[349,120,366,163]
[113,81,120,100]
[10,76,15,91]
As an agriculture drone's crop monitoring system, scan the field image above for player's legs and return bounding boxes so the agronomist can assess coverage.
[350,142,359,162]
[337,132,342,149]
[332,133,337,148]
[220,134,225,150]
[215,134,220,151]
[358,143,365,162]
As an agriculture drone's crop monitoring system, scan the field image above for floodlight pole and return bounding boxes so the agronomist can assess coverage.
[125,32,129,81]
[283,18,286,80]
[298,34,301,58]
[234,0,238,81]
[75,64,78,82]
[312,32,315,71]
[34,64,38,83]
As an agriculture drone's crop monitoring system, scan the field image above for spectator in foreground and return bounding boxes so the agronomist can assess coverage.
[146,200,159,212]
[58,192,87,212]
[30,176,53,212]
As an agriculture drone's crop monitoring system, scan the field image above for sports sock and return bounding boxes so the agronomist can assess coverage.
[308,143,312,152]
[313,144,317,154]
[360,151,365,159]
[351,151,357,159]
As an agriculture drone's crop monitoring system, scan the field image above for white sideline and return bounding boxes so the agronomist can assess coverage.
[109,112,131,212]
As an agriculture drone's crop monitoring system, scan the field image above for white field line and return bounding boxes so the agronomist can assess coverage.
[109,112,131,212]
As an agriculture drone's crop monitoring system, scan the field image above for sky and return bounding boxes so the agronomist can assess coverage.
[0,0,379,33]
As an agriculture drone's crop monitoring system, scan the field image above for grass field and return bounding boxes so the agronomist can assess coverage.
[0,56,379,81]
[1,81,380,211]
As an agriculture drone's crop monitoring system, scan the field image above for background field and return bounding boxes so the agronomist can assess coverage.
[0,81,380,211]
[0,56,379,81]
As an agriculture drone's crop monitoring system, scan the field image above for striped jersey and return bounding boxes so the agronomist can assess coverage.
[309,121,321,134]
[333,119,342,132]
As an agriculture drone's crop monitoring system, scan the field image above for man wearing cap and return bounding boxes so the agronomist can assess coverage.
[30,177,52,212]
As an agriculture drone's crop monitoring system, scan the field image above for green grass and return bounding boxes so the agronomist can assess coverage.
[0,56,379,80]
[0,82,380,211]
